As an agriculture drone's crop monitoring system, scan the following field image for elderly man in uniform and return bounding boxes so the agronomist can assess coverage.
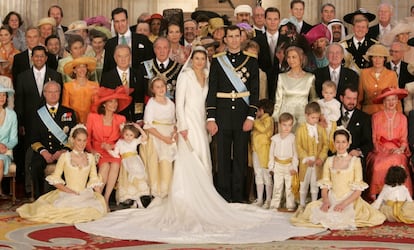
[137,37,182,101]
[234,5,252,24]
[341,9,377,74]
[206,25,259,203]
[30,81,76,198]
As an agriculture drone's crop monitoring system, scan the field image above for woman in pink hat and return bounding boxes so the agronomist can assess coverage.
[366,87,413,201]
[86,86,131,210]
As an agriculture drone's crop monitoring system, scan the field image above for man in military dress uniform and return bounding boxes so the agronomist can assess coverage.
[341,9,377,74]
[206,25,259,203]
[137,37,182,101]
[30,81,77,198]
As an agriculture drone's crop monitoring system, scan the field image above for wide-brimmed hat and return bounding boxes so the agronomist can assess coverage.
[343,8,376,24]
[363,44,391,61]
[84,15,110,29]
[208,17,227,34]
[381,21,414,46]
[89,26,112,39]
[37,17,56,27]
[234,4,252,16]
[66,20,88,33]
[373,87,408,104]
[200,36,219,48]
[91,86,132,113]
[191,10,220,21]
[304,23,331,45]
[0,76,14,96]
[63,57,97,75]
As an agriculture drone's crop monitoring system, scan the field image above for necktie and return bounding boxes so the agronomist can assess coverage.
[269,37,276,64]
[121,71,128,86]
[49,107,56,118]
[159,63,165,71]
[393,65,399,77]
[331,70,338,84]
[357,41,362,50]
[342,111,350,123]
[121,35,127,45]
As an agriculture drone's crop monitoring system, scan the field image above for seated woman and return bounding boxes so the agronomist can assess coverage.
[291,129,386,230]
[0,84,17,197]
[62,56,99,124]
[17,125,107,223]
[366,88,413,201]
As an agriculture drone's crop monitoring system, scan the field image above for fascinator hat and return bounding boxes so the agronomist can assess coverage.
[91,86,132,113]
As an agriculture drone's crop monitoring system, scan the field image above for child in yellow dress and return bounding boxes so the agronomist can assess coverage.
[251,99,274,208]
[372,166,414,223]
[295,102,328,207]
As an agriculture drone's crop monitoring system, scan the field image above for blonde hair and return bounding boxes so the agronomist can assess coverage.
[322,80,337,92]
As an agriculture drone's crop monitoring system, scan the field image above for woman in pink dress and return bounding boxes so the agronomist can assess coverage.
[366,88,413,201]
[86,86,131,209]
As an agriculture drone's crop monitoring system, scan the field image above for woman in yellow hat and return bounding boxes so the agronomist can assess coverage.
[62,56,99,123]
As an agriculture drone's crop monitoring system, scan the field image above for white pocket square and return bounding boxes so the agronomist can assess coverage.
[356,122,360,126]
[138,43,144,48]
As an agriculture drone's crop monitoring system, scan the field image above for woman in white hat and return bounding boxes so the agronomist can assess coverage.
[380,21,414,64]
[0,83,17,198]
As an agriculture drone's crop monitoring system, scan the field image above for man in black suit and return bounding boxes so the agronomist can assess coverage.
[12,27,58,83]
[15,45,62,194]
[314,43,359,100]
[367,3,393,40]
[101,45,144,122]
[253,7,288,101]
[47,5,67,57]
[206,25,259,203]
[30,81,76,198]
[290,0,312,34]
[252,6,266,35]
[103,8,154,73]
[386,41,414,89]
[137,37,182,101]
[337,85,373,178]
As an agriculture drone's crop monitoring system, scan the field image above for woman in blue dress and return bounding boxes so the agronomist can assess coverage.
[0,83,17,197]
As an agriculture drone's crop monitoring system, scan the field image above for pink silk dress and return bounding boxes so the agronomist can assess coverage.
[366,111,413,198]
[86,112,125,166]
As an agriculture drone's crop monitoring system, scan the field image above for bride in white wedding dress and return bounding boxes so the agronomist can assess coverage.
[75,46,324,244]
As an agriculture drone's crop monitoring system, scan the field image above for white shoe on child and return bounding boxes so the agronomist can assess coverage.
[252,199,263,207]
[262,200,271,209]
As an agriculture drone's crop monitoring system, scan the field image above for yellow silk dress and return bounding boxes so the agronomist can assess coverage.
[17,152,107,224]
[291,156,386,229]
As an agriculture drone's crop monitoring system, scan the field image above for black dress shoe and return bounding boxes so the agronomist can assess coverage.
[140,195,153,208]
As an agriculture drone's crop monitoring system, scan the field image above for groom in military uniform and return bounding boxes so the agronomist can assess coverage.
[206,25,259,203]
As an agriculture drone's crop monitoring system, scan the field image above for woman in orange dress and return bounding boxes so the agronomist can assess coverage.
[86,86,131,209]
[366,88,413,201]
[62,56,99,124]
[0,25,20,80]
[358,44,399,115]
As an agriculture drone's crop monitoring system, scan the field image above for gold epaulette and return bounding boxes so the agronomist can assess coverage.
[370,38,379,43]
[243,51,257,59]
[213,52,226,58]
[339,39,348,48]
